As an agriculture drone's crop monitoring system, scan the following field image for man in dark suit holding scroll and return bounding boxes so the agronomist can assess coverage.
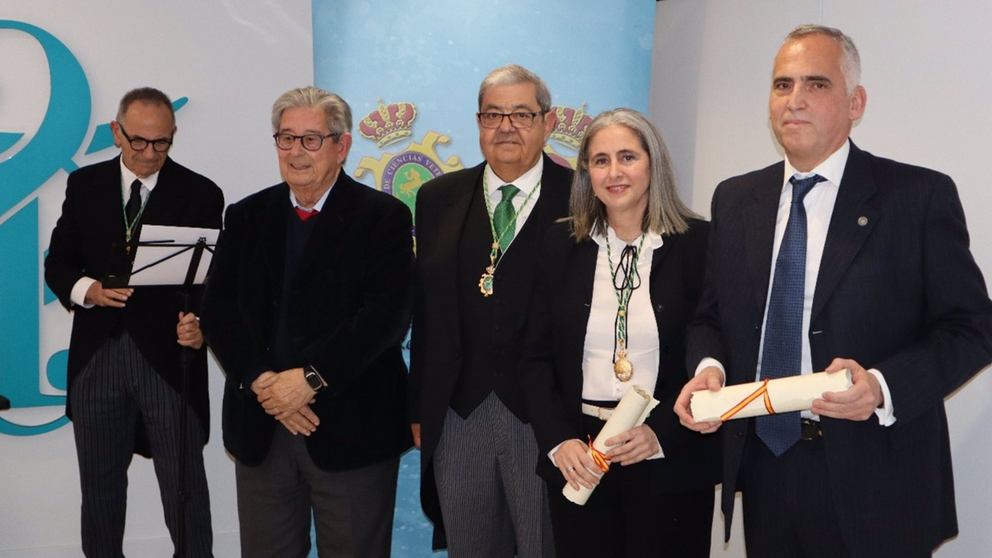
[675,25,992,558]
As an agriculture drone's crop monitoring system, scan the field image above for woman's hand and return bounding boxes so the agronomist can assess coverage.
[604,424,660,466]
[552,439,602,491]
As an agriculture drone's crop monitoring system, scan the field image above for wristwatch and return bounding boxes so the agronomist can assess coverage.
[303,364,325,393]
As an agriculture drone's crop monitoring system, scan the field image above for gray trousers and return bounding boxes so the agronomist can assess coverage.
[235,426,400,558]
[434,392,555,558]
[71,331,212,558]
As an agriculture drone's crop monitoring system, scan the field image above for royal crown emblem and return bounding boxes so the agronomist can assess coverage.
[549,103,592,150]
[359,99,417,148]
[355,100,463,243]
[544,103,593,169]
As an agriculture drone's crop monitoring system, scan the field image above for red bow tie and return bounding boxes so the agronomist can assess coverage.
[295,207,319,222]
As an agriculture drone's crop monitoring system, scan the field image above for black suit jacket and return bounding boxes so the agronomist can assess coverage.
[408,154,572,547]
[521,219,720,495]
[687,141,992,557]
[201,173,414,471]
[45,156,224,443]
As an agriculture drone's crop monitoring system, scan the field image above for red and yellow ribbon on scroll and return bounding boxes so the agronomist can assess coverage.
[720,378,776,422]
[587,434,611,474]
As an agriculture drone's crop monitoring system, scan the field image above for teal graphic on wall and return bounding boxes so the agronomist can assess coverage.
[0,20,186,436]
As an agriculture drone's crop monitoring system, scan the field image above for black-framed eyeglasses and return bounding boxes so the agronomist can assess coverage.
[477,111,545,129]
[117,122,173,152]
[273,132,339,151]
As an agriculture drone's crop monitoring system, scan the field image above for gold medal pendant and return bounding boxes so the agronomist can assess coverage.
[614,347,634,382]
[479,266,495,297]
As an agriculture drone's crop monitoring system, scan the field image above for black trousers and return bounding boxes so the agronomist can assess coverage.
[546,414,714,558]
[740,423,850,558]
[71,331,212,558]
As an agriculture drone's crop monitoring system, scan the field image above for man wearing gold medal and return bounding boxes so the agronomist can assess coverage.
[409,64,572,557]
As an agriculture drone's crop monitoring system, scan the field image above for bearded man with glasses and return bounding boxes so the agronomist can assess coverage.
[45,86,224,557]
[201,86,414,558]
[409,63,572,557]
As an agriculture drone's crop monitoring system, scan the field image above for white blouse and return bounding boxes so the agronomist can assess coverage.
[581,226,664,401]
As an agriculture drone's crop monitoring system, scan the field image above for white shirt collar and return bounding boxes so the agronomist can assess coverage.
[593,225,665,251]
[288,178,336,213]
[119,157,160,194]
[783,138,850,188]
[485,156,543,200]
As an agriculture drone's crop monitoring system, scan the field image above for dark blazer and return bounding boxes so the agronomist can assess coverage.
[408,154,572,547]
[45,156,224,442]
[201,173,414,471]
[686,141,992,557]
[520,219,719,494]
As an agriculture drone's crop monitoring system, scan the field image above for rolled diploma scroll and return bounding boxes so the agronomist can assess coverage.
[563,385,659,506]
[690,369,852,423]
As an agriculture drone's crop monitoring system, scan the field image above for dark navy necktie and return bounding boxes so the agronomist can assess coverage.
[755,174,825,456]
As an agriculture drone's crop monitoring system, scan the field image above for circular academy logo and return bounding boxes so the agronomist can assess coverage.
[381,152,444,216]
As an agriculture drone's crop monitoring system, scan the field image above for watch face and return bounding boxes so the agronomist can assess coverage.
[306,371,321,390]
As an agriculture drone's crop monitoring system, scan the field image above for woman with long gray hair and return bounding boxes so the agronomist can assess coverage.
[521,108,719,557]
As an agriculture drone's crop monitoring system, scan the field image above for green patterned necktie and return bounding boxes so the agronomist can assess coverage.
[493,184,521,250]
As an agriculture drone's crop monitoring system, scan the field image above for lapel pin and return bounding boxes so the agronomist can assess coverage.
[858,216,868,226]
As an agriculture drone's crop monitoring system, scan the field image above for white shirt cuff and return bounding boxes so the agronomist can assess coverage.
[694,358,726,384]
[70,277,98,309]
[868,368,896,426]
[647,444,665,460]
[548,440,568,467]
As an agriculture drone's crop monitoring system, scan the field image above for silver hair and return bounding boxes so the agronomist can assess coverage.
[478,64,552,113]
[117,87,175,126]
[569,108,700,240]
[785,24,861,94]
[271,86,352,136]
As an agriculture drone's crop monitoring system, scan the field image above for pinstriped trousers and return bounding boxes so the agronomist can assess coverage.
[70,331,212,558]
[433,392,555,558]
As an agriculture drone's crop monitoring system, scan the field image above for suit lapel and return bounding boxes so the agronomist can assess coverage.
[575,238,598,310]
[526,154,568,236]
[649,235,675,307]
[296,176,355,275]
[260,185,290,296]
[436,163,485,343]
[811,143,878,322]
[742,165,783,313]
[140,158,179,225]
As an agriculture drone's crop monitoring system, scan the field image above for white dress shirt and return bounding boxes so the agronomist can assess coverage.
[696,140,895,425]
[583,227,663,401]
[484,157,543,248]
[550,226,666,464]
